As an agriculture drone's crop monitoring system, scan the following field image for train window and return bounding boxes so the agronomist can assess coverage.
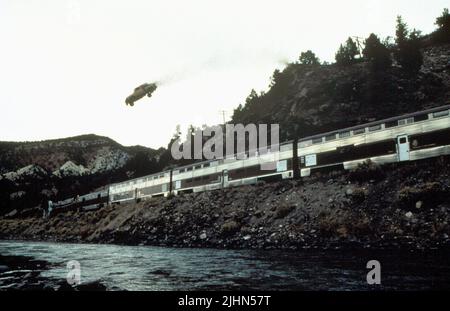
[399,137,407,144]
[385,120,398,128]
[159,174,164,178]
[186,167,192,172]
[353,128,365,135]
[203,163,210,167]
[312,137,323,144]
[368,124,381,132]
[194,165,202,170]
[398,117,413,125]
[325,134,336,141]
[414,114,428,122]
[339,131,350,138]
[186,178,193,183]
[433,110,449,118]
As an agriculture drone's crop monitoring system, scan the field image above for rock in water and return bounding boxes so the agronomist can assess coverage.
[416,201,423,209]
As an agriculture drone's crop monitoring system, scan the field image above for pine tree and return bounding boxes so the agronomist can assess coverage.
[299,50,320,65]
[346,37,359,61]
[363,33,392,71]
[434,8,450,43]
[394,16,423,74]
[335,37,359,65]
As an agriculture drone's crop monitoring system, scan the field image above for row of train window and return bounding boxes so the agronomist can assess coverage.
[410,128,450,150]
[180,163,283,187]
[304,127,450,168]
[309,109,449,145]
[182,173,221,186]
[307,140,397,167]
[179,162,211,173]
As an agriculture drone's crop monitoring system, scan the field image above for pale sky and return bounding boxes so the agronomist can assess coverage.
[0,0,447,148]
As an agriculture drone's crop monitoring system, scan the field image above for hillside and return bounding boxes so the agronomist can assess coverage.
[232,44,450,140]
[0,134,168,213]
[0,134,154,174]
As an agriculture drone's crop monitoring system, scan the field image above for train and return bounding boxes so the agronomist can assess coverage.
[51,104,450,213]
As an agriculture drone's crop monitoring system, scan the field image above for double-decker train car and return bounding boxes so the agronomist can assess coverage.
[51,189,109,214]
[52,104,450,212]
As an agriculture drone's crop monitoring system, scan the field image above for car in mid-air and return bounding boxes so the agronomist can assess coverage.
[125,83,157,106]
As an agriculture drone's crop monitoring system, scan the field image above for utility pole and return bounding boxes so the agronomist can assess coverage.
[292,123,300,180]
[219,110,228,125]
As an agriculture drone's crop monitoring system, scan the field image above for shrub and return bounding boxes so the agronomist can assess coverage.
[397,182,447,209]
[221,220,241,235]
[274,204,296,219]
[349,159,385,182]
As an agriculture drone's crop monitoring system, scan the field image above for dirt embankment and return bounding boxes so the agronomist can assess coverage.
[1,157,450,250]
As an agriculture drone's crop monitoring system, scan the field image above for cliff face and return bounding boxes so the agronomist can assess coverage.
[1,156,449,250]
[1,134,137,174]
[232,44,450,139]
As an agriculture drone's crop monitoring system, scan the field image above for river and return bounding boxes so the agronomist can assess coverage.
[1,240,449,290]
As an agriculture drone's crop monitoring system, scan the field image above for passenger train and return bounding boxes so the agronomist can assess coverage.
[51,105,450,213]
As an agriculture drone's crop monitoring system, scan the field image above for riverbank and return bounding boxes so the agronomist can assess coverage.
[1,157,450,250]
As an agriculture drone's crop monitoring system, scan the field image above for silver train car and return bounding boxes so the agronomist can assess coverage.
[55,104,450,210]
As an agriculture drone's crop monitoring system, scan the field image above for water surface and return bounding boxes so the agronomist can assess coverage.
[1,240,449,290]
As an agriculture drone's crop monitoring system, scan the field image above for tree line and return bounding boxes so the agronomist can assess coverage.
[298,9,449,74]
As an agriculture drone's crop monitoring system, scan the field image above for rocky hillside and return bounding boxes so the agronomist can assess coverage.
[1,134,153,174]
[232,44,450,140]
[0,134,168,214]
[1,156,449,250]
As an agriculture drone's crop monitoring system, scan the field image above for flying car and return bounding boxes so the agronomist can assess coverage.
[125,83,157,106]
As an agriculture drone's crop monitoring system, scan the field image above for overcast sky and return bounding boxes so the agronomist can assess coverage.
[0,0,447,149]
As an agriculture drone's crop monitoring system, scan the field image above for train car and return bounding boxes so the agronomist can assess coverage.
[52,189,109,213]
[55,104,450,209]
[295,105,450,177]
[109,170,171,203]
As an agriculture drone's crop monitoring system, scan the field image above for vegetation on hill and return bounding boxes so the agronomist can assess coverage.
[231,9,450,142]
